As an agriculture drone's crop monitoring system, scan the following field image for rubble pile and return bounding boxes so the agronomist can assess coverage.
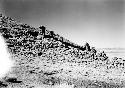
[0,14,124,88]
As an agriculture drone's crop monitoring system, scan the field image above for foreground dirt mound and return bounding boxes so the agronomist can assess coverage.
[0,13,125,88]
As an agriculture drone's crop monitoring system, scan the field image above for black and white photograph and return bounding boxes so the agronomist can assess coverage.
[0,0,125,88]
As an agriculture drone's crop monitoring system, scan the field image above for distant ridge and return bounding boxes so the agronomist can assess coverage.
[0,13,92,53]
[97,48,125,50]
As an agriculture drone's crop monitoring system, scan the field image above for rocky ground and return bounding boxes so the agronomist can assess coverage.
[0,13,125,88]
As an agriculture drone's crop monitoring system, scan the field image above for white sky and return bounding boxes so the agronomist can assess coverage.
[0,0,125,48]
